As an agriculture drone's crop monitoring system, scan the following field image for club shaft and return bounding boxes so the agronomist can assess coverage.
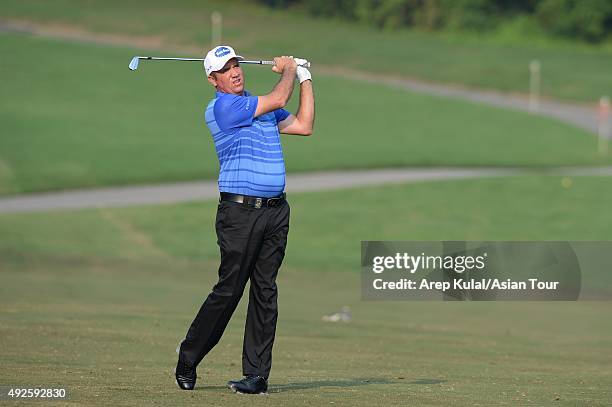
[132,56,310,68]
[141,57,203,62]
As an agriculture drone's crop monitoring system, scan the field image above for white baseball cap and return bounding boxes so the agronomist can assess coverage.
[204,45,243,76]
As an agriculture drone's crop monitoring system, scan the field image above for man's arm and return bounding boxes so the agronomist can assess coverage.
[278,80,314,136]
[255,56,297,117]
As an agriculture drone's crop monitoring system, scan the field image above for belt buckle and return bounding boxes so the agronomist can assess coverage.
[255,197,263,209]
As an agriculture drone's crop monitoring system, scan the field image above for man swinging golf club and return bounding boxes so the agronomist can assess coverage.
[175,45,315,394]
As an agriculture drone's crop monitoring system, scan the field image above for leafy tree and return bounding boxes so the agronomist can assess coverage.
[252,0,612,42]
[537,0,612,42]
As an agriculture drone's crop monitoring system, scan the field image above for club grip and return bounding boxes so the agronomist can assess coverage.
[261,60,311,68]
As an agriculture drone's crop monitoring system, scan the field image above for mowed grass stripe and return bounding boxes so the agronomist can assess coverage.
[1,33,609,195]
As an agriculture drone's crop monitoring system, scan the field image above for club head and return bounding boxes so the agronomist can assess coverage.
[129,57,140,71]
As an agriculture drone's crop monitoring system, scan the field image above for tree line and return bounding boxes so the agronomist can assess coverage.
[254,0,612,43]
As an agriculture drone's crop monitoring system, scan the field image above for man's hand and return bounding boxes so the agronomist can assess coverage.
[255,56,297,117]
[272,56,297,75]
[294,58,312,83]
[277,56,314,136]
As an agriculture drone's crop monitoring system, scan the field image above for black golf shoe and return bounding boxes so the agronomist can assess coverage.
[175,353,197,390]
[227,375,268,394]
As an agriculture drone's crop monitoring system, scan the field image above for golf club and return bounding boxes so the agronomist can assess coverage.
[128,56,311,71]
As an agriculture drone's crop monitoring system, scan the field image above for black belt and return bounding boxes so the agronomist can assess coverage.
[220,192,286,209]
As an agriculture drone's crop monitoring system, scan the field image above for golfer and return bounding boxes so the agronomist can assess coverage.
[175,45,314,394]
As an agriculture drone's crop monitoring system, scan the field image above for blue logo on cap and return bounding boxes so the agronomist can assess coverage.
[215,47,231,58]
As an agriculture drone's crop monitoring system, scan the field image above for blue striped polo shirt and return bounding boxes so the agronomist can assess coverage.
[205,90,290,198]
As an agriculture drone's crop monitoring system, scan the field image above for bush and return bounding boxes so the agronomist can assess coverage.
[256,0,299,7]
[441,0,500,31]
[536,0,612,42]
[252,0,612,42]
[304,0,357,20]
[352,0,416,30]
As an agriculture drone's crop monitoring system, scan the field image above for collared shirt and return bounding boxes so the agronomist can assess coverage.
[205,90,290,198]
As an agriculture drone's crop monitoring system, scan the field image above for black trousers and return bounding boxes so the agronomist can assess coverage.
[180,198,290,379]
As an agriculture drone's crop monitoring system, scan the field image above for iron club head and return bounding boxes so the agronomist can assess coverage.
[129,57,140,71]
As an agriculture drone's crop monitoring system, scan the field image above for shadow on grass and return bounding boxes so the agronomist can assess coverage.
[270,378,391,393]
[408,378,445,385]
[269,377,445,393]
[197,377,446,393]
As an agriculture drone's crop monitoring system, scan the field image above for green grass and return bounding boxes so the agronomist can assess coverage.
[1,0,611,102]
[1,33,609,195]
[3,176,612,274]
[2,258,610,406]
[1,177,612,405]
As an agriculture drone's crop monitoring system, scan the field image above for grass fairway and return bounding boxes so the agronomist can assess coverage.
[1,177,611,405]
[1,0,611,102]
[1,33,609,196]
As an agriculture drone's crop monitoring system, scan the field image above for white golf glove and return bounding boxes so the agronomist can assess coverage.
[294,57,311,83]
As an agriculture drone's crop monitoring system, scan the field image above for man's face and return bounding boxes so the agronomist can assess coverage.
[208,58,244,94]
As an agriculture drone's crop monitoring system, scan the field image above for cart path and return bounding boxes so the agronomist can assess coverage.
[323,67,601,134]
[0,18,604,134]
[2,167,612,214]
